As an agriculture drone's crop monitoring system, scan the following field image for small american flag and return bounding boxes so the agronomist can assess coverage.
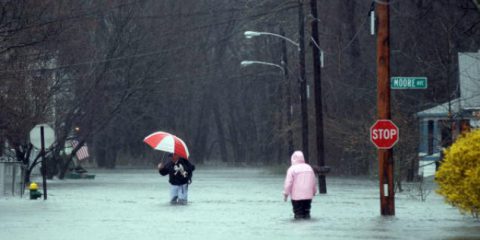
[71,140,90,161]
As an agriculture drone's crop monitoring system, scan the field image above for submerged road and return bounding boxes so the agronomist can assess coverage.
[1,168,479,240]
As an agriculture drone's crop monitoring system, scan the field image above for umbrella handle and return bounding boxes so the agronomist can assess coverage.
[159,152,169,165]
[157,152,167,170]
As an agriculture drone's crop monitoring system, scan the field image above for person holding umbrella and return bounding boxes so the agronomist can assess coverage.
[158,153,195,205]
[144,131,194,205]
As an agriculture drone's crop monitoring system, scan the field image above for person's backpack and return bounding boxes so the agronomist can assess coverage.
[187,170,193,184]
[186,161,195,184]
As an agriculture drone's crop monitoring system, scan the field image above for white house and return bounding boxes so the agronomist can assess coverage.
[417,50,480,177]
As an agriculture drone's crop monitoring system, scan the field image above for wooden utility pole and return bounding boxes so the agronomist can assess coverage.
[298,0,309,161]
[310,0,326,194]
[376,0,394,215]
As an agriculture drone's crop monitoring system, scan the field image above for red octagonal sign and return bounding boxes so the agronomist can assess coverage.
[370,120,399,149]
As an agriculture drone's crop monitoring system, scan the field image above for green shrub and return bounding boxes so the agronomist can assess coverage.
[435,129,480,218]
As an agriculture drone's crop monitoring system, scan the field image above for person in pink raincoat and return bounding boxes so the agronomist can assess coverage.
[283,150,317,219]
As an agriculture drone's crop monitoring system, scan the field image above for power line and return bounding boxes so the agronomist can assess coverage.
[306,3,371,59]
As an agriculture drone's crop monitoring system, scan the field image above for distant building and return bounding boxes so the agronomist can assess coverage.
[417,50,480,177]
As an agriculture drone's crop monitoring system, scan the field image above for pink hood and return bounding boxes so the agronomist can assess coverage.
[283,151,317,200]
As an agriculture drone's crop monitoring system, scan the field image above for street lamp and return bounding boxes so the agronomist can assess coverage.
[245,31,324,64]
[244,29,309,161]
[241,60,284,73]
[244,31,300,49]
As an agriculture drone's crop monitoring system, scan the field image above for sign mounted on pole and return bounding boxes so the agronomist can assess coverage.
[29,123,55,200]
[30,124,55,149]
[390,77,427,89]
[370,120,399,149]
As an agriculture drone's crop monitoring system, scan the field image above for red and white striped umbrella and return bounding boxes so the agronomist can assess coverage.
[143,131,189,160]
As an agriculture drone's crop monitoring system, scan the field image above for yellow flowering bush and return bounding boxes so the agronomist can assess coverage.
[435,129,480,218]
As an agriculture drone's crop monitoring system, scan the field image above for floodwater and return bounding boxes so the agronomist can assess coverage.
[1,168,479,240]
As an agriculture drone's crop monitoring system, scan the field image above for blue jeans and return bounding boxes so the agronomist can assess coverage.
[170,184,188,203]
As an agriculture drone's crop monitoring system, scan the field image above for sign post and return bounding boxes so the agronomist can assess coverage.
[40,127,47,200]
[30,124,55,200]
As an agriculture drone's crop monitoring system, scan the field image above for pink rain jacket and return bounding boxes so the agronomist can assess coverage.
[283,151,317,200]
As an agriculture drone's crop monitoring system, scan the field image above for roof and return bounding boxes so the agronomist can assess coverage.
[417,50,480,119]
[416,95,480,118]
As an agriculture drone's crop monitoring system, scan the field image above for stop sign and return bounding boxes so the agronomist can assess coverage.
[370,120,399,149]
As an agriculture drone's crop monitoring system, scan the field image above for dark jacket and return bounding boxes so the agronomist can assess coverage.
[159,158,195,185]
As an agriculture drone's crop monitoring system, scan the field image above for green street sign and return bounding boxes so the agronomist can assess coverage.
[390,77,427,89]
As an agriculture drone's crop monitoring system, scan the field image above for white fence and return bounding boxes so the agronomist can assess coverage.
[0,161,24,197]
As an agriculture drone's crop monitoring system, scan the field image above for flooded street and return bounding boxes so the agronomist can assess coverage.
[1,168,479,240]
